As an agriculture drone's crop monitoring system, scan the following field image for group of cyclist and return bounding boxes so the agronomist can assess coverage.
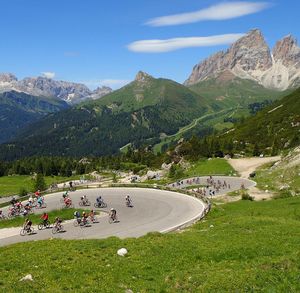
[3,191,133,235]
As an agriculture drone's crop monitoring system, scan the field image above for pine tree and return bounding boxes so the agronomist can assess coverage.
[34,173,47,191]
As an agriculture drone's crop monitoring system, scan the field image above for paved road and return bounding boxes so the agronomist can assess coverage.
[0,188,206,247]
[169,176,256,196]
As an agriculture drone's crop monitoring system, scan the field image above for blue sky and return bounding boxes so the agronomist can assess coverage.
[0,0,299,89]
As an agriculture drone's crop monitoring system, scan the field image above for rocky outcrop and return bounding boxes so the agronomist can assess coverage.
[185,29,300,91]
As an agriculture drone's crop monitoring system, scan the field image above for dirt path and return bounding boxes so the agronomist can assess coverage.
[227,156,281,200]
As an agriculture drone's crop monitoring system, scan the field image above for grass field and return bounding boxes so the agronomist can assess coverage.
[0,208,92,229]
[184,158,236,177]
[1,196,299,292]
[0,175,81,197]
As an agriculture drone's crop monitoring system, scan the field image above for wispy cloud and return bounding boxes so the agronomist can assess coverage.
[128,33,245,53]
[41,72,55,79]
[146,1,270,26]
[82,79,130,89]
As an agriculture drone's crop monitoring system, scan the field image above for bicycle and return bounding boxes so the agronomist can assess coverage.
[108,214,118,224]
[79,199,91,206]
[94,201,107,208]
[52,224,64,234]
[35,201,47,209]
[20,226,34,236]
[38,220,50,230]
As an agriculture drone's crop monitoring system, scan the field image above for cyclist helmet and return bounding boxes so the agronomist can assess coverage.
[83,212,86,215]
[110,208,114,211]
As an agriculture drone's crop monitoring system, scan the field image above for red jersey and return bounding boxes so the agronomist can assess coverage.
[41,214,49,221]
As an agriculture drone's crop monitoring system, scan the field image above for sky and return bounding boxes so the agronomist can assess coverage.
[0,0,299,89]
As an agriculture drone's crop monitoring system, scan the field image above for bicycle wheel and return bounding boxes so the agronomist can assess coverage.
[52,226,58,234]
[73,220,79,227]
[20,229,26,236]
[79,201,83,206]
[108,217,113,224]
[38,223,44,230]
[94,203,99,208]
[101,202,107,208]
[86,200,91,206]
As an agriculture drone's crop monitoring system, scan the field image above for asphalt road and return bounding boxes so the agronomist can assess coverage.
[0,188,206,247]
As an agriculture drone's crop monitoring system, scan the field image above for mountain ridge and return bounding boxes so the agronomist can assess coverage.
[0,74,112,104]
[185,29,300,91]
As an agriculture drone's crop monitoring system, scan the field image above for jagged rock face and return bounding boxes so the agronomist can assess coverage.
[135,71,153,82]
[0,73,18,83]
[185,29,300,91]
[273,35,300,67]
[0,75,112,104]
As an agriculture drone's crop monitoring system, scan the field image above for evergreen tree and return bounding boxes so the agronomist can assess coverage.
[34,173,47,191]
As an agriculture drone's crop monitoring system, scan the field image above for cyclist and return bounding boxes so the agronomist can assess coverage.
[74,210,81,224]
[54,217,62,229]
[15,201,23,212]
[64,196,72,207]
[96,195,102,205]
[80,195,88,205]
[62,190,69,199]
[82,212,88,225]
[109,208,117,222]
[89,210,96,222]
[125,195,132,207]
[40,212,49,226]
[10,196,17,206]
[23,218,32,232]
[37,196,44,208]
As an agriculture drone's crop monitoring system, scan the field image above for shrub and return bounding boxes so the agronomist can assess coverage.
[241,191,254,201]
[19,187,28,197]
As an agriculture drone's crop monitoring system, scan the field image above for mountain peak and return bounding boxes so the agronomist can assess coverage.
[273,34,299,62]
[135,71,153,82]
[0,73,18,83]
[185,29,300,90]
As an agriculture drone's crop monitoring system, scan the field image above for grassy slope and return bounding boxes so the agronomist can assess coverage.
[189,76,288,110]
[1,197,299,292]
[220,88,300,149]
[184,158,235,177]
[0,175,80,197]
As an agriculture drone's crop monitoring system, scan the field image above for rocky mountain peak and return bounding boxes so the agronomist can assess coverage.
[0,73,18,83]
[135,71,153,82]
[273,35,300,65]
[185,29,300,91]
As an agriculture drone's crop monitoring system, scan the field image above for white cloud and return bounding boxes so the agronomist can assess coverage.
[41,72,55,79]
[128,33,245,53]
[82,79,130,89]
[146,2,270,26]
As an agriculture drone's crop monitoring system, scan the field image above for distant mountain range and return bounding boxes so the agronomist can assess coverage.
[0,29,299,159]
[0,72,208,159]
[185,29,300,91]
[0,73,112,104]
